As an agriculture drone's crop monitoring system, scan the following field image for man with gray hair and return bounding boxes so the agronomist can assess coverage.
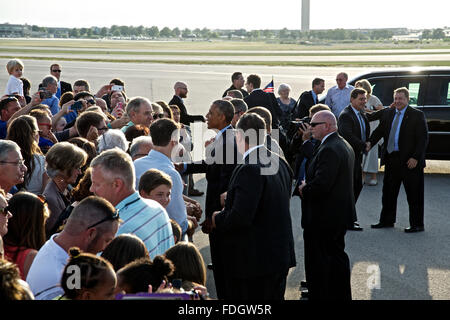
[325,72,354,118]
[0,140,27,194]
[26,196,120,300]
[298,110,355,300]
[230,98,248,128]
[41,75,60,115]
[90,148,174,258]
[169,81,205,126]
[130,135,153,161]
[121,96,154,133]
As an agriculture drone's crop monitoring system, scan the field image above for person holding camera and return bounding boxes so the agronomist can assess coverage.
[40,75,60,116]
[290,104,331,197]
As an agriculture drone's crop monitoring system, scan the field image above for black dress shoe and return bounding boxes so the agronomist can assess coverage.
[371,222,394,229]
[207,263,214,270]
[348,224,363,231]
[300,290,309,300]
[300,280,308,289]
[188,188,204,196]
[404,226,424,233]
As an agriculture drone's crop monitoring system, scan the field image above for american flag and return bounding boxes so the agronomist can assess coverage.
[263,80,274,93]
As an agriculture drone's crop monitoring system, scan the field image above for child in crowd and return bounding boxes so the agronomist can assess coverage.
[5,59,24,97]
[138,169,172,209]
[115,255,174,295]
[58,247,117,300]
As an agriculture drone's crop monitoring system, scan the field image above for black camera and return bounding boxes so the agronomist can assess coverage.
[39,90,53,100]
[291,116,311,129]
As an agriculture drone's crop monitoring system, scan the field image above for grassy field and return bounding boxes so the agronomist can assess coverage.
[1,38,449,67]
[1,38,450,51]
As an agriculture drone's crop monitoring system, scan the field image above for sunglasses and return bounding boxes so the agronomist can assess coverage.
[38,123,52,129]
[153,113,164,120]
[52,70,62,73]
[86,210,120,230]
[86,99,96,105]
[0,206,10,216]
[309,122,326,127]
[97,126,109,132]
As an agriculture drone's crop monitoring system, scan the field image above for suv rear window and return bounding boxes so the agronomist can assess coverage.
[425,76,450,105]
[367,77,396,106]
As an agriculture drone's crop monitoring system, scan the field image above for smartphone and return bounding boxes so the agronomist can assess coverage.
[39,90,53,99]
[111,85,123,92]
[72,101,83,111]
[116,102,124,110]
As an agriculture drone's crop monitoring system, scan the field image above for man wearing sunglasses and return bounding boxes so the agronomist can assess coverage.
[169,82,205,126]
[90,148,174,259]
[298,110,355,300]
[26,196,119,300]
[49,64,72,99]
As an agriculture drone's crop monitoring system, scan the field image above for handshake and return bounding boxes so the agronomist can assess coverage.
[365,142,371,153]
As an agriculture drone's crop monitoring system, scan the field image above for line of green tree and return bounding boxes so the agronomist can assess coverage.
[28,24,449,41]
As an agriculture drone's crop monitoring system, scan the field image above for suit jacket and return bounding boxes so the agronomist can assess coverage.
[60,81,72,96]
[168,95,205,126]
[184,128,240,217]
[369,106,428,168]
[293,90,316,119]
[214,146,296,278]
[338,105,370,160]
[244,89,281,128]
[222,85,249,98]
[301,132,356,230]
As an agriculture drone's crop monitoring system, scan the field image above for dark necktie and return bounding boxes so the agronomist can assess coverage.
[387,111,400,153]
[357,112,366,142]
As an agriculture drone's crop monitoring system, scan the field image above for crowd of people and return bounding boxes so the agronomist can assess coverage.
[0,59,428,301]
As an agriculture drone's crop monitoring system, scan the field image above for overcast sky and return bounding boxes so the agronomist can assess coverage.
[2,0,449,30]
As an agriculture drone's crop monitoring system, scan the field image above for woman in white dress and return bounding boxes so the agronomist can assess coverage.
[355,79,383,186]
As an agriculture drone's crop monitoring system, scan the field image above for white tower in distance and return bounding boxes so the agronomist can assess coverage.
[301,0,310,32]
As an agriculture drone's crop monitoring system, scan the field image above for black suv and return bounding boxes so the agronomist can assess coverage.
[347,68,450,160]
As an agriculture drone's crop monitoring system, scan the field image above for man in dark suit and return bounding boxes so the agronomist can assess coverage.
[222,72,248,98]
[368,87,428,233]
[338,88,370,231]
[298,110,354,300]
[175,99,239,299]
[293,78,325,119]
[50,64,72,98]
[39,64,72,99]
[244,74,281,129]
[212,112,296,300]
[168,81,205,126]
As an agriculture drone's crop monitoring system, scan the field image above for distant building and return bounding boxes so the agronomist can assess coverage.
[0,23,31,37]
[301,0,310,32]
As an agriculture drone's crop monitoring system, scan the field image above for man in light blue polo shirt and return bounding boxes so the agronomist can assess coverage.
[134,118,198,238]
[90,148,174,258]
[40,75,60,115]
[325,72,354,119]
